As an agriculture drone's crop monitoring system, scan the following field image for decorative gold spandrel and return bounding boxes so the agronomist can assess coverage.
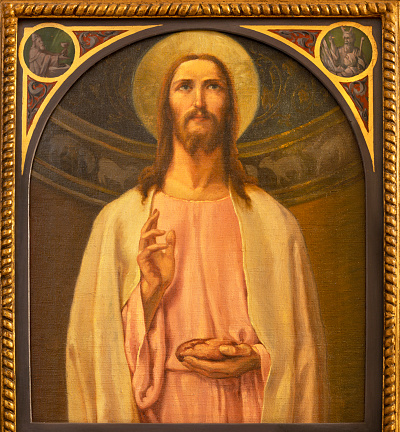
[1,1,399,431]
[242,22,377,169]
[18,23,161,173]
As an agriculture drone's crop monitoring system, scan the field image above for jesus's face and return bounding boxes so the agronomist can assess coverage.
[169,59,228,156]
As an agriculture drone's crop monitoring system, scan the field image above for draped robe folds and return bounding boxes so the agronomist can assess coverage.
[66,185,329,423]
[29,47,60,77]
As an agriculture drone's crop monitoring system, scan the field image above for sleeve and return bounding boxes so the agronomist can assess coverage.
[252,343,271,384]
[122,285,166,410]
[290,234,329,422]
[66,209,140,423]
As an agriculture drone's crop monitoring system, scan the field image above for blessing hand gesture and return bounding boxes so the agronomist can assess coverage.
[137,209,175,326]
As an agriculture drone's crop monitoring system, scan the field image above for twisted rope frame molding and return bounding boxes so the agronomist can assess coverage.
[2,6,18,432]
[0,1,398,431]
[0,1,398,16]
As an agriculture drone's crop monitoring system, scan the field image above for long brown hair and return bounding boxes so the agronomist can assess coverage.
[138,54,256,203]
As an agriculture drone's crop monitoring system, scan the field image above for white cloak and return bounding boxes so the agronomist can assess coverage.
[66,185,328,423]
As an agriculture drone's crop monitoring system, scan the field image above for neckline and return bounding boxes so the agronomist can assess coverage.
[157,190,231,203]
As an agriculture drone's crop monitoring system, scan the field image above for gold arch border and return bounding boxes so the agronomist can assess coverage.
[1,3,398,432]
[20,20,376,174]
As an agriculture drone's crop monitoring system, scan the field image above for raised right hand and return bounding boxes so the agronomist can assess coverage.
[137,209,176,303]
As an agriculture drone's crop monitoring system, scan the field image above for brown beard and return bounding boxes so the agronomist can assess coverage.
[173,108,223,156]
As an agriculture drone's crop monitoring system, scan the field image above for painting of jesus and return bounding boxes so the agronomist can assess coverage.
[66,32,327,422]
[29,29,367,424]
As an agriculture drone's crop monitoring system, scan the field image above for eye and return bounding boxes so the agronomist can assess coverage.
[208,83,221,90]
[177,83,192,91]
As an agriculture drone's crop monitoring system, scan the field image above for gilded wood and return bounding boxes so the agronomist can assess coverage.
[382,3,399,431]
[1,2,393,18]
[1,1,398,430]
[1,5,17,432]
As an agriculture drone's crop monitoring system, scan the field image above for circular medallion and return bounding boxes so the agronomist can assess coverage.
[23,27,75,79]
[320,26,372,78]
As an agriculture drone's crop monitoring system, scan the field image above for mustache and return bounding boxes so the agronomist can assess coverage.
[183,108,217,127]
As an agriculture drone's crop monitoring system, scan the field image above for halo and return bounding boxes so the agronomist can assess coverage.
[132,31,260,139]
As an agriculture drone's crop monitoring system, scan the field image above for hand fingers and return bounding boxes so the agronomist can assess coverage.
[138,243,169,260]
[141,209,160,236]
[141,229,165,242]
[181,357,230,379]
[166,230,176,244]
[165,230,176,257]
[139,210,161,250]
[219,343,252,357]
[181,361,228,379]
[180,359,211,377]
[219,345,237,356]
[183,356,226,374]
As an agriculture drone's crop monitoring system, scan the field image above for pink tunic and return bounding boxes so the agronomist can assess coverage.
[122,192,270,423]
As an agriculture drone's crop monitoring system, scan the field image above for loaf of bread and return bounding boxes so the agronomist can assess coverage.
[176,338,238,362]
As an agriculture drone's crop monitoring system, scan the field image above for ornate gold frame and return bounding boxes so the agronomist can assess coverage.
[1,1,398,431]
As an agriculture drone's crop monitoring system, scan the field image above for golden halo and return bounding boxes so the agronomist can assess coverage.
[132,31,260,139]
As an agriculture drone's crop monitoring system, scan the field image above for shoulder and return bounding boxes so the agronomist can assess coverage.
[93,187,150,229]
[245,185,296,219]
[243,185,303,238]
